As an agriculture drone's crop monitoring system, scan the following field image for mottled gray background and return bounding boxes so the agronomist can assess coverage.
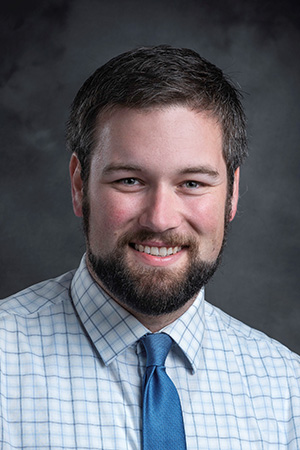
[1,0,299,353]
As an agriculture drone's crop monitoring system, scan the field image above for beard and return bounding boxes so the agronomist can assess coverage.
[83,188,231,317]
[87,230,226,316]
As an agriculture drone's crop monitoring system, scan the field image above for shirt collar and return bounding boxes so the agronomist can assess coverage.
[71,255,205,372]
[70,255,148,366]
[162,290,205,373]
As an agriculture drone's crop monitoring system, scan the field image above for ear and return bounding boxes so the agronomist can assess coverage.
[229,168,240,222]
[70,153,83,217]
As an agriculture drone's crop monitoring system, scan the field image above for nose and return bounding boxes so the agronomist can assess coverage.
[138,185,182,232]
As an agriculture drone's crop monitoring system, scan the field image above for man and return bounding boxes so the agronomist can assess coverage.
[0,46,299,449]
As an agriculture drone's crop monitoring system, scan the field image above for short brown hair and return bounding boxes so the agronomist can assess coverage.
[66,45,247,193]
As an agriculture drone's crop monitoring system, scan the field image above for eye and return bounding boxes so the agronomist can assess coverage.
[113,177,144,191]
[182,180,202,189]
[117,178,140,185]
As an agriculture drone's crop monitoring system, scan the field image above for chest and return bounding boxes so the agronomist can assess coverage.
[1,338,292,449]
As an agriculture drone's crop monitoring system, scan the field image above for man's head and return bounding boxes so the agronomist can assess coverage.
[68,46,247,324]
[67,45,247,192]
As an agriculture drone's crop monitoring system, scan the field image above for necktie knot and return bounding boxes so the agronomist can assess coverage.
[141,333,172,368]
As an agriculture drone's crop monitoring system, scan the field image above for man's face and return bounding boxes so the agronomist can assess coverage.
[71,106,239,317]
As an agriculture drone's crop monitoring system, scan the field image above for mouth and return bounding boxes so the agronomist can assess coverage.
[132,243,183,257]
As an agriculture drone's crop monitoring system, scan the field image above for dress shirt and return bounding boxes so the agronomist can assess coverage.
[0,255,299,449]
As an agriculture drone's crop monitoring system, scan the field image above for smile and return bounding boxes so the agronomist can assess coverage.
[134,244,182,257]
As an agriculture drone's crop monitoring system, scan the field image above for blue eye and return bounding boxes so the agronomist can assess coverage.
[184,181,201,189]
[119,178,139,185]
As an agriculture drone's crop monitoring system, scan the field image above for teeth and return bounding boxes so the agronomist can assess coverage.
[151,246,159,256]
[160,247,167,257]
[134,244,182,257]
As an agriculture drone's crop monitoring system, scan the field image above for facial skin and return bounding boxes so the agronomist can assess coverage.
[70,106,239,331]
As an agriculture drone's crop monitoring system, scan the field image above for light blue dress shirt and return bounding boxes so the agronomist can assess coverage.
[0,255,299,449]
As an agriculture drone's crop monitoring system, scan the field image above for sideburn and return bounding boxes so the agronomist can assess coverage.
[82,182,90,238]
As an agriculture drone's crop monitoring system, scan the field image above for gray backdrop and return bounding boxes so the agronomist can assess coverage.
[1,0,300,354]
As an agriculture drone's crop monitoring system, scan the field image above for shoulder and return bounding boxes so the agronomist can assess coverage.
[204,300,300,375]
[0,270,75,320]
[203,301,300,440]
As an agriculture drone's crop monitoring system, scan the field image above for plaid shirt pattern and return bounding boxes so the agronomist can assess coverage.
[0,255,299,449]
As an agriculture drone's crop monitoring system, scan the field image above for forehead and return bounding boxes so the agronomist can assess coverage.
[91,106,225,173]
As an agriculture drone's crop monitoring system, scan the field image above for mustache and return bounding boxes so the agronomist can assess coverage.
[117,230,198,248]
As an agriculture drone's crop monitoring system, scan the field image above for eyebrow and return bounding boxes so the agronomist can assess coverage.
[102,163,143,175]
[102,163,220,178]
[178,166,220,178]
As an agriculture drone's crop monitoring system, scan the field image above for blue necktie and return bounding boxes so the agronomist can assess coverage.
[141,333,187,450]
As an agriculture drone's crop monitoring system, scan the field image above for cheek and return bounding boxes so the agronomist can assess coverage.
[109,207,134,230]
[189,197,226,233]
[89,192,138,235]
[91,207,129,235]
